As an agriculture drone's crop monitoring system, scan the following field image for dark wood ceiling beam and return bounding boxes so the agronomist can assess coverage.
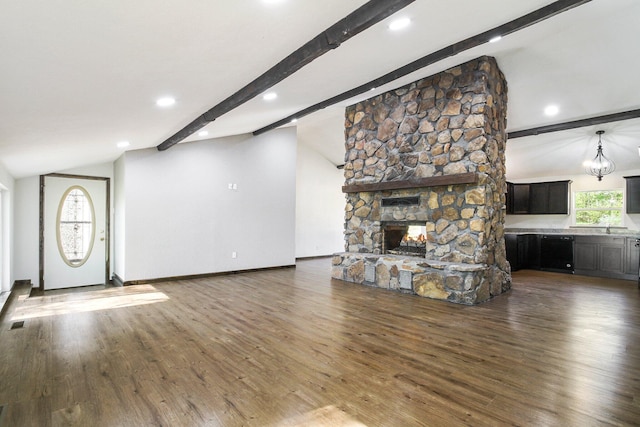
[253,0,592,136]
[156,0,415,151]
[507,109,640,139]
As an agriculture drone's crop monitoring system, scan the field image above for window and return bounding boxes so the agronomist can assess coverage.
[574,190,623,226]
[56,186,95,267]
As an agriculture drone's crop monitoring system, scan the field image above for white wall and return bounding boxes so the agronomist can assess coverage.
[295,142,345,257]
[13,162,115,286]
[0,163,14,291]
[113,156,126,280]
[12,127,346,285]
[505,168,640,231]
[13,176,39,283]
[116,128,297,282]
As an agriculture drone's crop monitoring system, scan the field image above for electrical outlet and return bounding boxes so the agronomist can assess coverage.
[232,251,237,259]
[228,183,233,190]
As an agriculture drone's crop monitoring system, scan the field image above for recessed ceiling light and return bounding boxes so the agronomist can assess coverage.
[389,17,411,31]
[156,97,175,107]
[544,105,559,116]
[263,92,278,101]
[489,36,502,43]
[117,141,130,148]
[198,130,209,137]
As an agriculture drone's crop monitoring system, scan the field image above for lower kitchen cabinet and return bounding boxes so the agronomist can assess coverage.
[507,233,639,281]
[505,234,539,271]
[505,234,521,270]
[600,241,625,274]
[574,240,597,273]
[574,235,637,280]
[625,237,640,276]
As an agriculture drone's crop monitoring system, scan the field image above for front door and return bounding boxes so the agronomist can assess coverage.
[41,174,109,290]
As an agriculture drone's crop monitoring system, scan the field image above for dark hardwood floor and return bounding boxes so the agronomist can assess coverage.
[1,259,639,426]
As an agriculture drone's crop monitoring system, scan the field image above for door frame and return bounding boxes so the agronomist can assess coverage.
[39,173,111,291]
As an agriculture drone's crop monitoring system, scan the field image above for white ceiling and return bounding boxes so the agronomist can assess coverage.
[1,0,639,179]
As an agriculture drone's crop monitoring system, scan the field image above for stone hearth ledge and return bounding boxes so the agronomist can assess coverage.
[331,253,509,305]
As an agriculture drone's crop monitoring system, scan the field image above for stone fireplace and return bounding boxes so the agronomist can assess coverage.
[331,56,511,304]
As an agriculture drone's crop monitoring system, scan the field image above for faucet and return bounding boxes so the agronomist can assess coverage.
[606,224,611,234]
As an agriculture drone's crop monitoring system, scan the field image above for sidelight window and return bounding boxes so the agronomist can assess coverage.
[574,189,623,226]
[56,186,95,267]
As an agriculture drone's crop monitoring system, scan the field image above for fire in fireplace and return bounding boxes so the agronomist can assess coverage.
[382,222,427,257]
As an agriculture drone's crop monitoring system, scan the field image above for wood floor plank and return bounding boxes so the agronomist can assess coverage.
[1,259,639,426]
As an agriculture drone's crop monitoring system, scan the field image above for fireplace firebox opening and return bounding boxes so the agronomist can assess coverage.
[382,222,427,257]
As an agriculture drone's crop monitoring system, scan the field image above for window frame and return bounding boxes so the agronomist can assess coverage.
[573,188,624,227]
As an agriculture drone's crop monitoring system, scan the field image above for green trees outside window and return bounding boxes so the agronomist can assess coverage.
[575,190,623,226]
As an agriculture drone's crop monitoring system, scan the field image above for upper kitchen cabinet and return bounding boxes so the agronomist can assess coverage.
[625,176,640,213]
[507,180,571,215]
[507,183,530,214]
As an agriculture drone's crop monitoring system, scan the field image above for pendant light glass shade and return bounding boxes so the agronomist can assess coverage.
[585,130,615,181]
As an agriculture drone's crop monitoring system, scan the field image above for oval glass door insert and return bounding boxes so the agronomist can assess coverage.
[56,186,96,267]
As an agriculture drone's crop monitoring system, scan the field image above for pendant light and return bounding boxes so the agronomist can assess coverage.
[585,130,615,181]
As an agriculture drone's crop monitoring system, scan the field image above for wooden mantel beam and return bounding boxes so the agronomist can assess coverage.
[342,172,479,193]
[156,0,415,151]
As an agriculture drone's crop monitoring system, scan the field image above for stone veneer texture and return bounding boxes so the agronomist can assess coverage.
[332,56,511,304]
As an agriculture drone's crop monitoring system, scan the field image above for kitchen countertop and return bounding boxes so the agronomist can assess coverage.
[505,228,640,238]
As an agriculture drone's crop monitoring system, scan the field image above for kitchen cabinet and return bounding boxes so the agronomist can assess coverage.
[547,182,570,214]
[574,240,598,273]
[508,183,530,214]
[508,233,639,281]
[574,235,632,279]
[528,183,547,214]
[624,237,640,276]
[505,234,539,271]
[599,240,625,274]
[505,234,526,271]
[506,180,570,215]
[505,234,519,270]
[625,176,640,213]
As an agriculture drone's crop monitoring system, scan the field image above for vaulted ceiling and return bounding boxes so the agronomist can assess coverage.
[1,0,639,179]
